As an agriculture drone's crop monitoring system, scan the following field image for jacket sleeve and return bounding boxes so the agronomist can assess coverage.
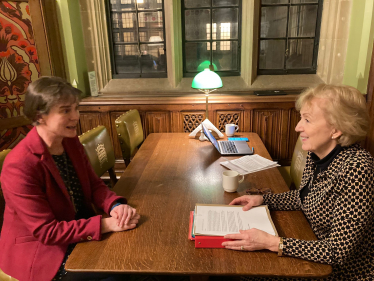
[75,138,126,214]
[2,153,102,245]
[281,155,374,265]
[262,190,302,210]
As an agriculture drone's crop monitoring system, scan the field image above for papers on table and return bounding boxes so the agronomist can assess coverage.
[220,154,279,175]
[194,204,277,236]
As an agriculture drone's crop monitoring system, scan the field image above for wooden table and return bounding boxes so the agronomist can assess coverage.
[66,133,332,279]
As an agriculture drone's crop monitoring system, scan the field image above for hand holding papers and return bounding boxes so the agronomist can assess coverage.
[220,154,279,175]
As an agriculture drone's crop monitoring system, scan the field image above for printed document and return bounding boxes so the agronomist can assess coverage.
[194,204,277,236]
[220,154,279,175]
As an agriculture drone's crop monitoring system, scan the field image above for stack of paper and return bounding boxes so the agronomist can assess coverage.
[220,154,279,175]
[189,204,278,248]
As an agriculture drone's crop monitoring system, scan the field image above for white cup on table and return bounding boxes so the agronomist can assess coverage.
[222,170,244,192]
[225,124,239,137]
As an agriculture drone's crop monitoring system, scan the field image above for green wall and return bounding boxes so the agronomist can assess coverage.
[343,0,374,94]
[56,0,90,96]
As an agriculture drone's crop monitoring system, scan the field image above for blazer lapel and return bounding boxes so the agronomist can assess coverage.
[27,128,74,205]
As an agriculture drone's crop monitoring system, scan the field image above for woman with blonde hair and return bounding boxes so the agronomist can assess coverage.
[223,84,374,280]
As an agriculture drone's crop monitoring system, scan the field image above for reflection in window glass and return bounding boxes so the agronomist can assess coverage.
[108,0,167,78]
[182,1,241,76]
[259,0,322,74]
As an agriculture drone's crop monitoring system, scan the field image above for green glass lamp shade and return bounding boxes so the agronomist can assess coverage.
[197,61,218,72]
[191,69,223,90]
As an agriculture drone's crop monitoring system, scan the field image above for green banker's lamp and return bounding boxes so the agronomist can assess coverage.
[191,64,223,141]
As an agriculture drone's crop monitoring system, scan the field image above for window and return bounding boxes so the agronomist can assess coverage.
[107,0,167,78]
[182,0,241,77]
[259,0,323,75]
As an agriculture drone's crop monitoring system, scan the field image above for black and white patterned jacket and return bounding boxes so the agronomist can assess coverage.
[263,143,374,280]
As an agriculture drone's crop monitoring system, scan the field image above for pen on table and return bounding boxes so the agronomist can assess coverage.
[252,147,254,153]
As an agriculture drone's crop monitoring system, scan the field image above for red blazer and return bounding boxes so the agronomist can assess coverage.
[0,127,125,281]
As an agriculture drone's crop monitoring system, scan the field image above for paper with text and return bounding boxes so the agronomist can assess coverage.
[194,205,277,236]
[220,154,279,175]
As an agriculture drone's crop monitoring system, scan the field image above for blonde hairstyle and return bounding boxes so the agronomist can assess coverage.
[296,84,369,147]
[24,76,82,125]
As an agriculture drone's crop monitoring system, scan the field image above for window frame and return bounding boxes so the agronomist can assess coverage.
[258,0,324,75]
[106,0,168,79]
[181,0,242,78]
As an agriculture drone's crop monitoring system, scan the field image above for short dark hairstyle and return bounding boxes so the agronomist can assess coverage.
[24,76,82,125]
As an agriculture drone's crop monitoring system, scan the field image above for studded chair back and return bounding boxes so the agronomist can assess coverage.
[290,136,308,190]
[0,149,11,232]
[115,109,144,166]
[79,126,117,187]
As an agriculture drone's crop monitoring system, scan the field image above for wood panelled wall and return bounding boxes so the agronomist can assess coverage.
[78,93,300,167]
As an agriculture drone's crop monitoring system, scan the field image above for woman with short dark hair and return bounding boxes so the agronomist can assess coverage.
[0,76,140,281]
[223,84,374,280]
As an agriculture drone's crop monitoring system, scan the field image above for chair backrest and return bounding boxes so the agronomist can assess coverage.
[0,149,11,232]
[115,109,144,165]
[78,126,117,186]
[0,268,19,281]
[290,137,308,190]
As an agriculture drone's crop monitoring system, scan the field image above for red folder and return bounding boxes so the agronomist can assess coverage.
[188,211,232,248]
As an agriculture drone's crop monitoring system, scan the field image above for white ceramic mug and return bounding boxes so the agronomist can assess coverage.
[225,124,239,137]
[222,170,244,192]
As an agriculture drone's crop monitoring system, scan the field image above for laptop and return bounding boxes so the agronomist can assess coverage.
[202,124,253,155]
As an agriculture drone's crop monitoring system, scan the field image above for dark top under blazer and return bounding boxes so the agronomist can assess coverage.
[263,143,374,280]
[0,127,125,281]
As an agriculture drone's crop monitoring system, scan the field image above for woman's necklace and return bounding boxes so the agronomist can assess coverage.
[63,152,77,213]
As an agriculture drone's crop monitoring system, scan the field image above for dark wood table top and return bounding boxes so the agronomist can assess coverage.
[66,133,332,278]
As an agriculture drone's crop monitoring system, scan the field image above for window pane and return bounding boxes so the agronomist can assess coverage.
[286,39,314,69]
[259,40,285,69]
[137,0,163,10]
[138,11,163,29]
[185,42,211,72]
[184,9,211,41]
[213,41,238,71]
[212,8,239,40]
[110,0,136,11]
[261,0,289,4]
[291,0,318,3]
[114,45,140,73]
[261,6,288,38]
[288,5,318,37]
[122,31,137,42]
[140,44,166,73]
[213,0,239,6]
[119,13,136,29]
[184,0,210,8]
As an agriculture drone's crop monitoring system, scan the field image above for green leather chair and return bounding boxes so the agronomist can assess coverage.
[278,137,308,190]
[0,149,20,281]
[115,109,144,166]
[0,149,11,231]
[0,268,19,281]
[79,126,117,188]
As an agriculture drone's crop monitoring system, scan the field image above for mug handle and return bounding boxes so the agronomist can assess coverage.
[235,125,239,131]
[238,174,244,183]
